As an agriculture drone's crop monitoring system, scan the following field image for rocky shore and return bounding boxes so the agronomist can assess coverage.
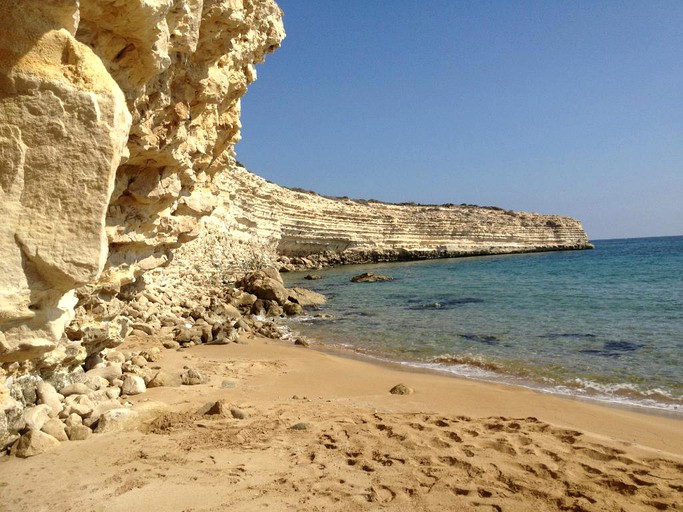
[1,268,323,455]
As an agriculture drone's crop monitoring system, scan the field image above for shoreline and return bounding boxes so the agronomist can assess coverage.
[299,337,683,421]
[1,333,681,511]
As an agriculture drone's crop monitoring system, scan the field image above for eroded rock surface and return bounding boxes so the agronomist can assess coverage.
[1,0,284,447]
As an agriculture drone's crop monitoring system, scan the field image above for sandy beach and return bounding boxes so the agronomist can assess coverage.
[1,334,681,512]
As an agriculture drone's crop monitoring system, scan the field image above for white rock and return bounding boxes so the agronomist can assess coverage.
[121,374,146,396]
[64,413,82,428]
[85,365,123,384]
[23,404,53,431]
[94,409,139,434]
[64,394,95,418]
[60,383,91,396]
[36,381,63,417]
[41,418,68,442]
[90,400,124,422]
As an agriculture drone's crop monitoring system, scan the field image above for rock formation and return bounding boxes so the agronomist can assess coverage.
[1,0,284,448]
[163,164,592,284]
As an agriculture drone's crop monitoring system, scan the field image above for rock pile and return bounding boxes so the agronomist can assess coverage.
[1,267,325,457]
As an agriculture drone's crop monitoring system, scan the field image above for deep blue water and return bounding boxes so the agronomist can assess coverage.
[282,236,683,413]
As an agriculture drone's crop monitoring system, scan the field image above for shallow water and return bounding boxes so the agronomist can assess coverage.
[282,236,683,413]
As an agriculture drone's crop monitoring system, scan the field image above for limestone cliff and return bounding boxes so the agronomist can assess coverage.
[1,0,284,447]
[164,164,592,284]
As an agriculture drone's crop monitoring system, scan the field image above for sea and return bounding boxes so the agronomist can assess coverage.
[281,236,683,414]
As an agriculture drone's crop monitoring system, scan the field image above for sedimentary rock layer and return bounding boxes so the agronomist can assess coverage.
[1,0,283,447]
[166,164,592,282]
[0,0,284,366]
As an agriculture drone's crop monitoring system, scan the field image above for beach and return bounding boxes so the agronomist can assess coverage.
[2,333,681,512]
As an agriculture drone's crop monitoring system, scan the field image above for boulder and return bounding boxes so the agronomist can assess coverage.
[147,371,182,388]
[12,430,61,458]
[60,383,91,397]
[41,418,68,442]
[23,404,53,431]
[351,273,394,283]
[288,288,327,306]
[36,381,63,417]
[238,269,289,305]
[66,424,92,441]
[94,408,139,434]
[121,374,146,396]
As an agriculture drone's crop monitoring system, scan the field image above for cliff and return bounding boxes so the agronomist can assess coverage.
[163,164,592,284]
[1,0,284,448]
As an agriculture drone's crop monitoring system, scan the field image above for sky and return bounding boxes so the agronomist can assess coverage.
[236,1,683,240]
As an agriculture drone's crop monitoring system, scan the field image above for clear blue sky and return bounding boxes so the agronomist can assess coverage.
[237,1,683,240]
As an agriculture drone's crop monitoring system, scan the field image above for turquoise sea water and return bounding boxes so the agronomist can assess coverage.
[282,236,683,413]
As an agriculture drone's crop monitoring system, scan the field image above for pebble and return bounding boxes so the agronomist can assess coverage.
[162,340,180,349]
[290,422,309,431]
[294,338,309,347]
[221,380,237,389]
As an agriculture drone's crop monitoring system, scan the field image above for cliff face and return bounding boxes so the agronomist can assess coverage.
[164,164,592,284]
[0,0,284,446]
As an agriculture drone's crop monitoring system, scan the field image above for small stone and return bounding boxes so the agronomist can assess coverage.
[181,368,205,386]
[41,418,68,442]
[351,272,394,283]
[130,355,148,367]
[131,322,155,336]
[12,430,60,457]
[121,374,146,395]
[389,383,413,395]
[60,383,91,396]
[230,407,247,420]
[198,401,225,416]
[221,380,237,389]
[140,348,161,362]
[85,364,123,384]
[162,340,180,350]
[290,422,309,431]
[112,378,124,388]
[105,350,126,364]
[67,424,92,441]
[85,375,110,391]
[23,405,53,431]
[304,274,321,280]
[147,371,182,388]
[64,394,95,418]
[84,353,105,371]
[106,387,122,400]
[294,338,310,347]
[36,382,63,417]
[234,318,250,331]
